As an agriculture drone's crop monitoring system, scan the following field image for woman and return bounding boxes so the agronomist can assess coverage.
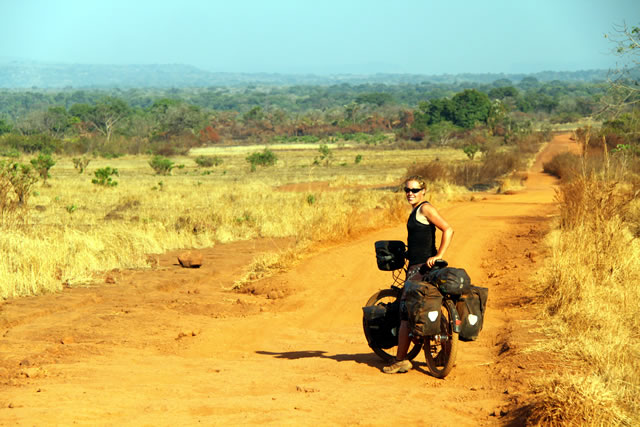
[383,175,454,374]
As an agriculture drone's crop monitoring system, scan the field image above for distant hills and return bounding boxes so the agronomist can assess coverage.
[0,60,619,89]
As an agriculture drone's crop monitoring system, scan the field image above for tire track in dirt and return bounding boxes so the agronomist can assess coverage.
[0,134,577,425]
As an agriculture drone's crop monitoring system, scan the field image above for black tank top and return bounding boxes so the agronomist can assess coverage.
[406,201,437,265]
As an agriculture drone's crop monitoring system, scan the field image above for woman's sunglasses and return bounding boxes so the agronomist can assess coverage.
[404,187,423,194]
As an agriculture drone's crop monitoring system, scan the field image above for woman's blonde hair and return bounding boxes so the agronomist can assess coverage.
[404,175,426,190]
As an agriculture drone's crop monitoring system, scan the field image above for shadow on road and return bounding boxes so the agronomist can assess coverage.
[255,350,384,369]
[256,350,434,377]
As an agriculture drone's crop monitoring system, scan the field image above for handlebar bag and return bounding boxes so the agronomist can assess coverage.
[456,285,489,341]
[362,300,400,349]
[404,281,442,337]
[425,266,471,296]
[374,240,406,271]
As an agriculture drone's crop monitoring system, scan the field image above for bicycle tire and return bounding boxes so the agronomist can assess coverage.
[423,301,458,378]
[363,288,422,362]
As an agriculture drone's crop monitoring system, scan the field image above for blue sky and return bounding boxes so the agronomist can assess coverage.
[1,0,639,74]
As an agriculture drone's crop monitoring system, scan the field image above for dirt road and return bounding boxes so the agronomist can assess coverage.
[0,134,578,426]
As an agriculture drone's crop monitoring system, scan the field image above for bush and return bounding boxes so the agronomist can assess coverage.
[195,155,223,168]
[408,150,524,189]
[543,152,581,181]
[7,162,38,204]
[407,160,451,183]
[0,161,38,222]
[30,153,56,184]
[1,134,60,154]
[149,155,174,175]
[92,167,119,187]
[72,157,91,174]
[313,144,333,166]
[463,144,479,160]
[246,148,277,171]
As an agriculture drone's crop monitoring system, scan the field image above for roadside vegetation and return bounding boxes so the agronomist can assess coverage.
[526,23,640,425]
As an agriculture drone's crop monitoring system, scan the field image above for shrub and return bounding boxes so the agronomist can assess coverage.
[30,153,56,184]
[195,155,223,168]
[0,161,37,222]
[355,154,363,164]
[149,155,174,175]
[407,150,524,189]
[407,160,451,183]
[313,144,333,166]
[542,152,581,181]
[246,148,277,171]
[2,134,60,154]
[7,162,38,204]
[72,157,91,174]
[92,167,119,187]
[462,144,479,160]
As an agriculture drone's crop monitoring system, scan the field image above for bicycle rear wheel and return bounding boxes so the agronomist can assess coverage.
[363,288,422,362]
[423,302,458,378]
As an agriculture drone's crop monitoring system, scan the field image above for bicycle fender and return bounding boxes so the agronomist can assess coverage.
[445,299,461,334]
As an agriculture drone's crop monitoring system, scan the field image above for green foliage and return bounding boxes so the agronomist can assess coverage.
[92,167,119,187]
[355,92,393,106]
[2,134,59,154]
[246,148,277,171]
[313,144,333,166]
[72,157,91,174]
[306,194,316,205]
[6,162,38,204]
[335,132,386,145]
[195,155,223,168]
[30,153,56,184]
[65,204,77,213]
[355,154,363,164]
[0,118,12,135]
[243,106,264,122]
[451,89,492,129]
[0,147,20,158]
[149,155,175,175]
[428,121,457,146]
[463,144,480,160]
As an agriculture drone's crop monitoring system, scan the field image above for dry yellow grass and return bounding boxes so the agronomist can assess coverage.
[529,175,640,426]
[0,145,468,299]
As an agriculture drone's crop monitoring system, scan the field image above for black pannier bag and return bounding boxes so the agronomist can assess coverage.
[404,281,443,337]
[456,285,489,341]
[374,240,406,271]
[425,266,471,296]
[362,299,400,349]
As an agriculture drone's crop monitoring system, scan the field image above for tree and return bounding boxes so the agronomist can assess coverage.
[30,154,56,185]
[451,89,492,128]
[88,97,129,141]
[0,118,12,135]
[355,92,393,107]
[488,86,519,100]
[150,100,206,140]
[604,22,640,114]
[42,106,70,138]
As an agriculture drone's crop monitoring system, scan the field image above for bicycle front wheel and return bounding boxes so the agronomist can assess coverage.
[423,302,458,378]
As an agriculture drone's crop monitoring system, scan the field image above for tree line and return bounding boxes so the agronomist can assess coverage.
[0,76,634,158]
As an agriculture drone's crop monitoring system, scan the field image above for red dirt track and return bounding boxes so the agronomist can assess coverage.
[0,134,578,425]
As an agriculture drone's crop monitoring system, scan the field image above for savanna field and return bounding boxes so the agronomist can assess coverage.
[0,143,472,299]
